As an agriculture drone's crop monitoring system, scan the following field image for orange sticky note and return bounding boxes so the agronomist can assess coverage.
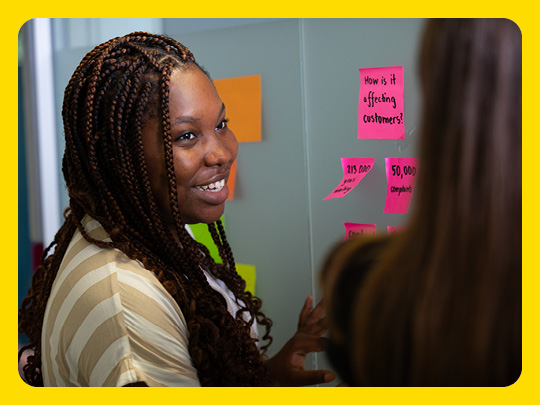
[227,159,237,201]
[214,75,262,143]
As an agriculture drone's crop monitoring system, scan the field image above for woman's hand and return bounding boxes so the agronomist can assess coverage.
[265,295,336,386]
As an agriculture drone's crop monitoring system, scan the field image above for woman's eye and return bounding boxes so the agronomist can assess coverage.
[175,132,196,142]
[216,118,229,131]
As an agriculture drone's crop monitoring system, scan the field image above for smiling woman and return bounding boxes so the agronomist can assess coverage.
[142,68,238,226]
[18,32,333,387]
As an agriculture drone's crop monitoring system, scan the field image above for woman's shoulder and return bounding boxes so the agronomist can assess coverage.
[43,217,191,386]
[50,216,184,324]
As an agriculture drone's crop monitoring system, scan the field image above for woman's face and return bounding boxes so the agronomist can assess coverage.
[142,66,238,225]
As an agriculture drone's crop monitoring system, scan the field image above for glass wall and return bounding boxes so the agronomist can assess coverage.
[19,18,424,381]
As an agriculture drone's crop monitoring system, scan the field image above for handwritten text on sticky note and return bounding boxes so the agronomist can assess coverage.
[387,226,405,235]
[323,158,375,201]
[344,222,376,241]
[358,66,404,139]
[384,158,418,213]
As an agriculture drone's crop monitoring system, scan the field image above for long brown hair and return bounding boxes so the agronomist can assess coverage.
[19,32,274,386]
[323,19,521,386]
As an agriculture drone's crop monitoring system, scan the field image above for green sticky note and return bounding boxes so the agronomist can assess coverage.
[236,264,256,296]
[189,217,255,295]
[189,216,225,263]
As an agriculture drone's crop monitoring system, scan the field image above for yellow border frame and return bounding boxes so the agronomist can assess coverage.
[8,7,535,403]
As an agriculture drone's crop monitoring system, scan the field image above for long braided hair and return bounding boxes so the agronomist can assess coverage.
[19,32,274,386]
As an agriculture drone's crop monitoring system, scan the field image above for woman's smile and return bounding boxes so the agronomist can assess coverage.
[192,177,230,205]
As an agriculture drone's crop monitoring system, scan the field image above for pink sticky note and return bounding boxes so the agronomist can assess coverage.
[358,66,404,139]
[387,226,405,235]
[323,158,375,201]
[344,222,376,241]
[384,158,418,213]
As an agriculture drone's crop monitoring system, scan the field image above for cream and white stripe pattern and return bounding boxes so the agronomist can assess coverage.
[41,216,202,386]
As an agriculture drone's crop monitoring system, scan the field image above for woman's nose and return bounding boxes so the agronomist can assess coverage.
[204,135,233,167]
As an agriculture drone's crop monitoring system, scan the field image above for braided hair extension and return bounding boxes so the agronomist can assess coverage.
[18,32,274,386]
[208,221,274,352]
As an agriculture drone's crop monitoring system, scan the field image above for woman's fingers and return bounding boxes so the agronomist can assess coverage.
[298,295,314,328]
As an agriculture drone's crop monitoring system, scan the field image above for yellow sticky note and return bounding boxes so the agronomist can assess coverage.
[214,75,262,143]
[235,264,256,296]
